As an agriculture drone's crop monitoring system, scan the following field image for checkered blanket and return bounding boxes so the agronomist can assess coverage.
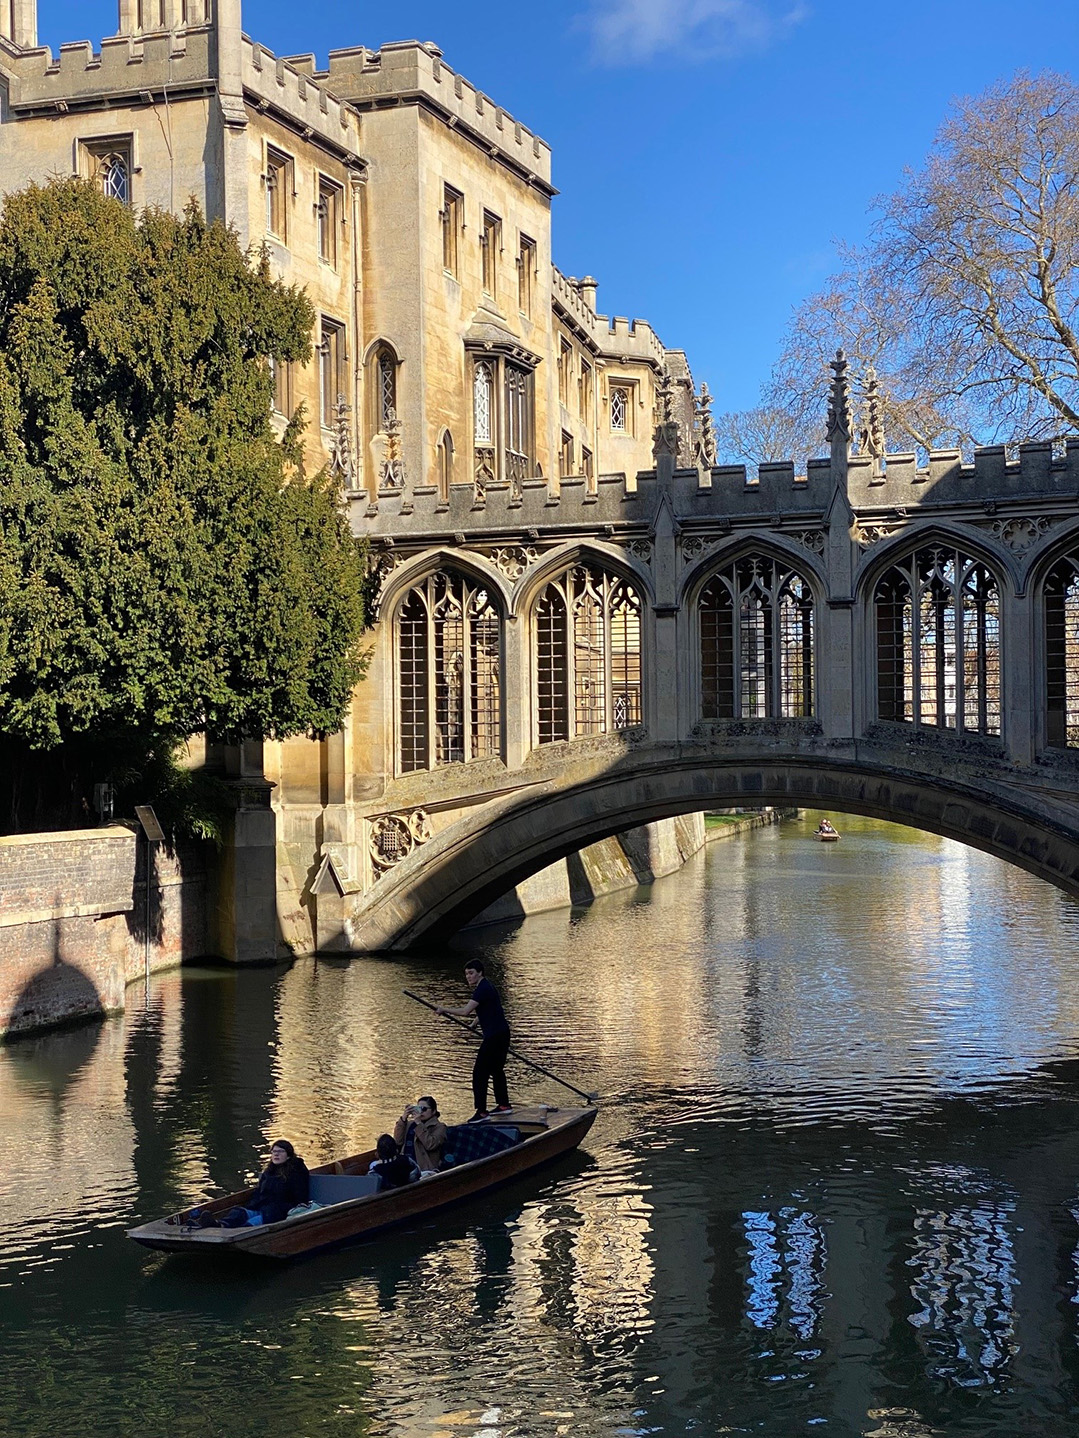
[442,1124,521,1166]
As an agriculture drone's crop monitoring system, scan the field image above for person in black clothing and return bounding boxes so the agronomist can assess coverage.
[195,1139,310,1228]
[438,960,512,1122]
[367,1133,420,1188]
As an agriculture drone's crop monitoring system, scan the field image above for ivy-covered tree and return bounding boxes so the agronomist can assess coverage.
[0,179,368,832]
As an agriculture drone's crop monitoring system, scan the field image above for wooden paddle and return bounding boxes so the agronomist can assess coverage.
[403,988,599,1105]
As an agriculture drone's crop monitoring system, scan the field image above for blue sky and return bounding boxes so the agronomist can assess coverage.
[38,1,1079,411]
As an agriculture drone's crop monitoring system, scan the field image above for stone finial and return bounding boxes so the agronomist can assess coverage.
[652,366,681,467]
[328,393,355,487]
[694,382,718,468]
[825,349,852,447]
[378,405,406,491]
[656,366,676,426]
[860,366,885,463]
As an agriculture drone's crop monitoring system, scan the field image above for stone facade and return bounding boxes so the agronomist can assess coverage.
[0,3,699,960]
[0,827,211,1037]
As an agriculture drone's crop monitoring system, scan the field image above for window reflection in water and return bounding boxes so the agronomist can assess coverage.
[906,1195,1018,1386]
[742,1207,826,1340]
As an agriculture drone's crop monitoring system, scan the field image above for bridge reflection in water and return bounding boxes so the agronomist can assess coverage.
[3,815,1079,1435]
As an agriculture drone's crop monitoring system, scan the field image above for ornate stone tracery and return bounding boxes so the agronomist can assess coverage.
[990,516,1053,552]
[369,809,433,878]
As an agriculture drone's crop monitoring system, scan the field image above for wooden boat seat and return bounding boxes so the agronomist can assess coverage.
[309,1173,383,1205]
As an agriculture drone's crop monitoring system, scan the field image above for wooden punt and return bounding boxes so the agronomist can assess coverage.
[816,830,840,842]
[127,1105,597,1261]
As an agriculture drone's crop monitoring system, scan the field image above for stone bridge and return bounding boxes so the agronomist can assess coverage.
[276,359,1079,953]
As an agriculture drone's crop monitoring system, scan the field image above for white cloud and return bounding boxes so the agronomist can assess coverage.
[580,0,808,66]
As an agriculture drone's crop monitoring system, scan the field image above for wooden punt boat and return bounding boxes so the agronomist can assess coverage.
[127,1104,597,1261]
[815,830,840,842]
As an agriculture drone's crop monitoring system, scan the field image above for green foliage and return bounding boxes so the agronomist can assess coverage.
[0,179,368,830]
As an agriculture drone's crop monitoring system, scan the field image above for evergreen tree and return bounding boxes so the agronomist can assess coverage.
[0,179,368,832]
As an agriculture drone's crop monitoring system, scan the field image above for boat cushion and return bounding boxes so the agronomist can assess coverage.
[442,1124,521,1166]
[308,1173,383,1205]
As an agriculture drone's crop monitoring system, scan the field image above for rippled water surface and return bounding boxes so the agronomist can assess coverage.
[6,813,1079,1437]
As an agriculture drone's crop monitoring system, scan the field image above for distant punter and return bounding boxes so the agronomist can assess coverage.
[438,960,512,1122]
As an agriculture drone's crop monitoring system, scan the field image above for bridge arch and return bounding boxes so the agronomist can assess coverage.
[378,547,512,620]
[347,744,1079,951]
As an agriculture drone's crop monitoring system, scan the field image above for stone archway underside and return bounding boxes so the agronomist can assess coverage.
[346,742,1079,951]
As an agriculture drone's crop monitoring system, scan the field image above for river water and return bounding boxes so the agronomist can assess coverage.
[4,812,1079,1438]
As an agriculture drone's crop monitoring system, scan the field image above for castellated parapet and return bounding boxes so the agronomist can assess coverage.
[0,26,216,113]
[352,438,1079,546]
[322,40,552,192]
[551,266,667,369]
[0,20,359,159]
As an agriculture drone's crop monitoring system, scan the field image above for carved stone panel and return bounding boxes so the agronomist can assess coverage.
[369,809,433,881]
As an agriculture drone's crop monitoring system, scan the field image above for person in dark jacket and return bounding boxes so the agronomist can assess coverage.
[367,1133,420,1189]
[197,1139,310,1228]
[438,960,512,1122]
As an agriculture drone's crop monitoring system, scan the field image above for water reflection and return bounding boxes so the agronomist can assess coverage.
[2,814,1079,1434]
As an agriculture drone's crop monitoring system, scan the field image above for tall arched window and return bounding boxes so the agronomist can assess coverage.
[534,565,642,745]
[436,430,454,502]
[874,544,1001,734]
[396,572,502,772]
[699,556,814,719]
[373,345,397,430]
[1045,554,1079,748]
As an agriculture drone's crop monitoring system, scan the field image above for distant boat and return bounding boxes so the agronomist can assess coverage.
[127,1104,596,1261]
[815,824,840,842]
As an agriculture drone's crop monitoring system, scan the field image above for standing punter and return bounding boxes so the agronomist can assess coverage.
[438,961,512,1122]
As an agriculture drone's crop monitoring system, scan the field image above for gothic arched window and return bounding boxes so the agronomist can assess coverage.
[436,430,454,502]
[699,556,814,720]
[873,544,1000,734]
[376,346,397,430]
[396,572,502,772]
[534,565,642,745]
[1045,554,1079,747]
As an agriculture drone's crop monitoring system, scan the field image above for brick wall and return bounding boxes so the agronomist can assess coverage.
[0,826,213,1039]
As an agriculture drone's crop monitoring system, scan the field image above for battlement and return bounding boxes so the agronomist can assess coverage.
[321,40,553,191]
[352,435,1079,547]
[551,266,667,369]
[0,25,215,112]
[245,38,360,157]
[845,438,1079,507]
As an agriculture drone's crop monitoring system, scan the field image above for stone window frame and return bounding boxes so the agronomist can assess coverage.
[269,356,293,419]
[608,378,636,436]
[559,430,575,479]
[467,345,540,493]
[480,210,502,299]
[319,316,348,431]
[435,429,455,502]
[870,541,1003,738]
[264,144,295,244]
[394,568,506,774]
[78,134,137,207]
[696,553,817,723]
[316,174,343,269]
[517,233,537,318]
[558,337,573,407]
[532,562,644,747]
[441,183,463,278]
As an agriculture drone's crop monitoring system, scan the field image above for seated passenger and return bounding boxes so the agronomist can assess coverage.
[368,1133,420,1189]
[393,1095,448,1176]
[197,1139,310,1228]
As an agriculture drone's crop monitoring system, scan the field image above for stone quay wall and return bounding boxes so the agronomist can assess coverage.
[0,826,212,1040]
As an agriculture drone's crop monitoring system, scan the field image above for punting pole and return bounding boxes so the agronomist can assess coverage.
[403,989,598,1105]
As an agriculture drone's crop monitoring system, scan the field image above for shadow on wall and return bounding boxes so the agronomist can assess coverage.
[6,917,111,1043]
